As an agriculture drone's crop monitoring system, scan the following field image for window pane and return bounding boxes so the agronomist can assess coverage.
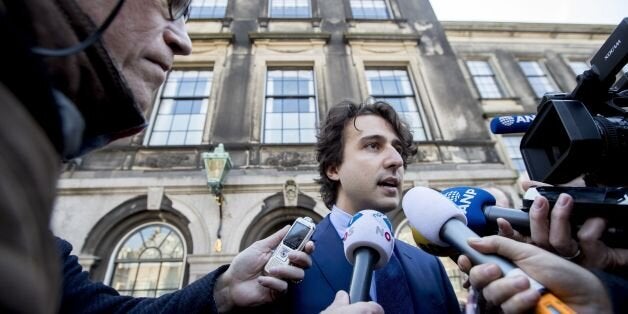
[265,130,282,143]
[111,263,139,291]
[283,113,299,129]
[188,114,205,131]
[158,262,183,289]
[265,113,282,129]
[270,0,311,18]
[185,131,203,145]
[568,61,589,75]
[300,129,316,143]
[153,115,173,131]
[149,132,168,146]
[190,0,227,19]
[518,61,557,98]
[351,0,389,19]
[283,130,299,142]
[167,132,186,145]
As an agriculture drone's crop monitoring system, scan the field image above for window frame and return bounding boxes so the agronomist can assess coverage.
[267,0,313,19]
[146,69,214,147]
[517,59,559,99]
[464,59,505,99]
[262,67,319,144]
[347,0,393,20]
[104,222,188,297]
[363,66,429,141]
[188,0,229,20]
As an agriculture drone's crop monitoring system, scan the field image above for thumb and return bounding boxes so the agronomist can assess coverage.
[256,225,290,249]
[468,235,537,262]
[331,290,350,307]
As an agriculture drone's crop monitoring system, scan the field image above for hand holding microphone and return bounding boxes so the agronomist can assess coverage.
[403,186,575,314]
[343,210,395,303]
[458,236,612,314]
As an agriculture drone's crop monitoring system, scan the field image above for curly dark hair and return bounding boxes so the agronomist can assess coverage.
[316,100,418,209]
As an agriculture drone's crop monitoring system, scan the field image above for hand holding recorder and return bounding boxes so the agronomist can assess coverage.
[264,217,316,274]
[214,222,314,312]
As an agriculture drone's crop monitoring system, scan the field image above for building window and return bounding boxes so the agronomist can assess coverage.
[502,136,526,174]
[518,61,558,98]
[264,68,317,143]
[109,224,185,297]
[568,60,589,76]
[189,0,227,19]
[465,60,503,99]
[350,0,390,19]
[365,68,427,141]
[269,0,311,18]
[149,70,212,146]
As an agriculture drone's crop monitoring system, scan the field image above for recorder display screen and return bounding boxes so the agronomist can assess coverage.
[283,222,310,249]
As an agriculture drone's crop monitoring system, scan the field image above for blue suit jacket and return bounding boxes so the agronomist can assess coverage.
[283,216,460,313]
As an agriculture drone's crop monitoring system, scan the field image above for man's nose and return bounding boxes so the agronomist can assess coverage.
[384,146,403,170]
[165,19,192,55]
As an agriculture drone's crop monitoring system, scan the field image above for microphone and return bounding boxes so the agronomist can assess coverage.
[443,186,627,248]
[402,186,574,314]
[343,210,394,303]
[442,186,530,235]
[490,114,535,134]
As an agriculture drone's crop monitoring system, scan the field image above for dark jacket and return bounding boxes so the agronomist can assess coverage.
[58,238,224,313]
[0,0,146,312]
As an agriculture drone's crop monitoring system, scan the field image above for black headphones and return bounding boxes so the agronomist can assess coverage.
[31,0,126,57]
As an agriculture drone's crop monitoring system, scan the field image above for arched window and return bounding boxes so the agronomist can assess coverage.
[107,223,186,297]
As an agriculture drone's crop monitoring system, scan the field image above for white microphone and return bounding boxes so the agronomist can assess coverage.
[402,187,575,313]
[343,210,395,303]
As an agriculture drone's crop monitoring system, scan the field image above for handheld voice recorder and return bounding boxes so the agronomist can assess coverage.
[264,216,316,274]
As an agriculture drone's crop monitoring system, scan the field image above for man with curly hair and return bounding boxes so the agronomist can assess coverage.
[283,101,460,313]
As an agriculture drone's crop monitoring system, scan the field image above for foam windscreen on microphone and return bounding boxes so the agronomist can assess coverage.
[343,210,395,269]
[402,187,467,246]
[442,187,495,231]
[489,114,535,134]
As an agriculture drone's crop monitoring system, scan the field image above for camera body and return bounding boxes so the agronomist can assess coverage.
[264,216,316,274]
[520,18,628,186]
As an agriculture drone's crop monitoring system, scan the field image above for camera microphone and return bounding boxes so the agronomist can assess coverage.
[402,186,574,314]
[489,114,536,134]
[343,210,394,303]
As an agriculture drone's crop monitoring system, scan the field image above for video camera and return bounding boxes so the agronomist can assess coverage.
[520,18,628,186]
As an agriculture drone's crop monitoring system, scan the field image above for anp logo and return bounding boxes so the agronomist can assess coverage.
[498,116,515,126]
[444,190,461,203]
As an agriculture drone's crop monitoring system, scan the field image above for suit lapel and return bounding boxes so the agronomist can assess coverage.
[311,216,353,293]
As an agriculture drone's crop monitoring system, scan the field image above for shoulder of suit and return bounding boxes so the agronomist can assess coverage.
[395,239,440,261]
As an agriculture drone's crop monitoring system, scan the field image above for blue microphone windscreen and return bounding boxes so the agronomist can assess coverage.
[490,114,535,134]
[442,187,495,231]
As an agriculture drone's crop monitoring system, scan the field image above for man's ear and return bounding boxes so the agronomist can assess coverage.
[326,165,340,181]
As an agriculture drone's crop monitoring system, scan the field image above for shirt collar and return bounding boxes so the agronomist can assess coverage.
[329,205,353,239]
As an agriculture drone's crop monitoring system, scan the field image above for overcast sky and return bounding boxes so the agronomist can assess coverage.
[429,0,626,25]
